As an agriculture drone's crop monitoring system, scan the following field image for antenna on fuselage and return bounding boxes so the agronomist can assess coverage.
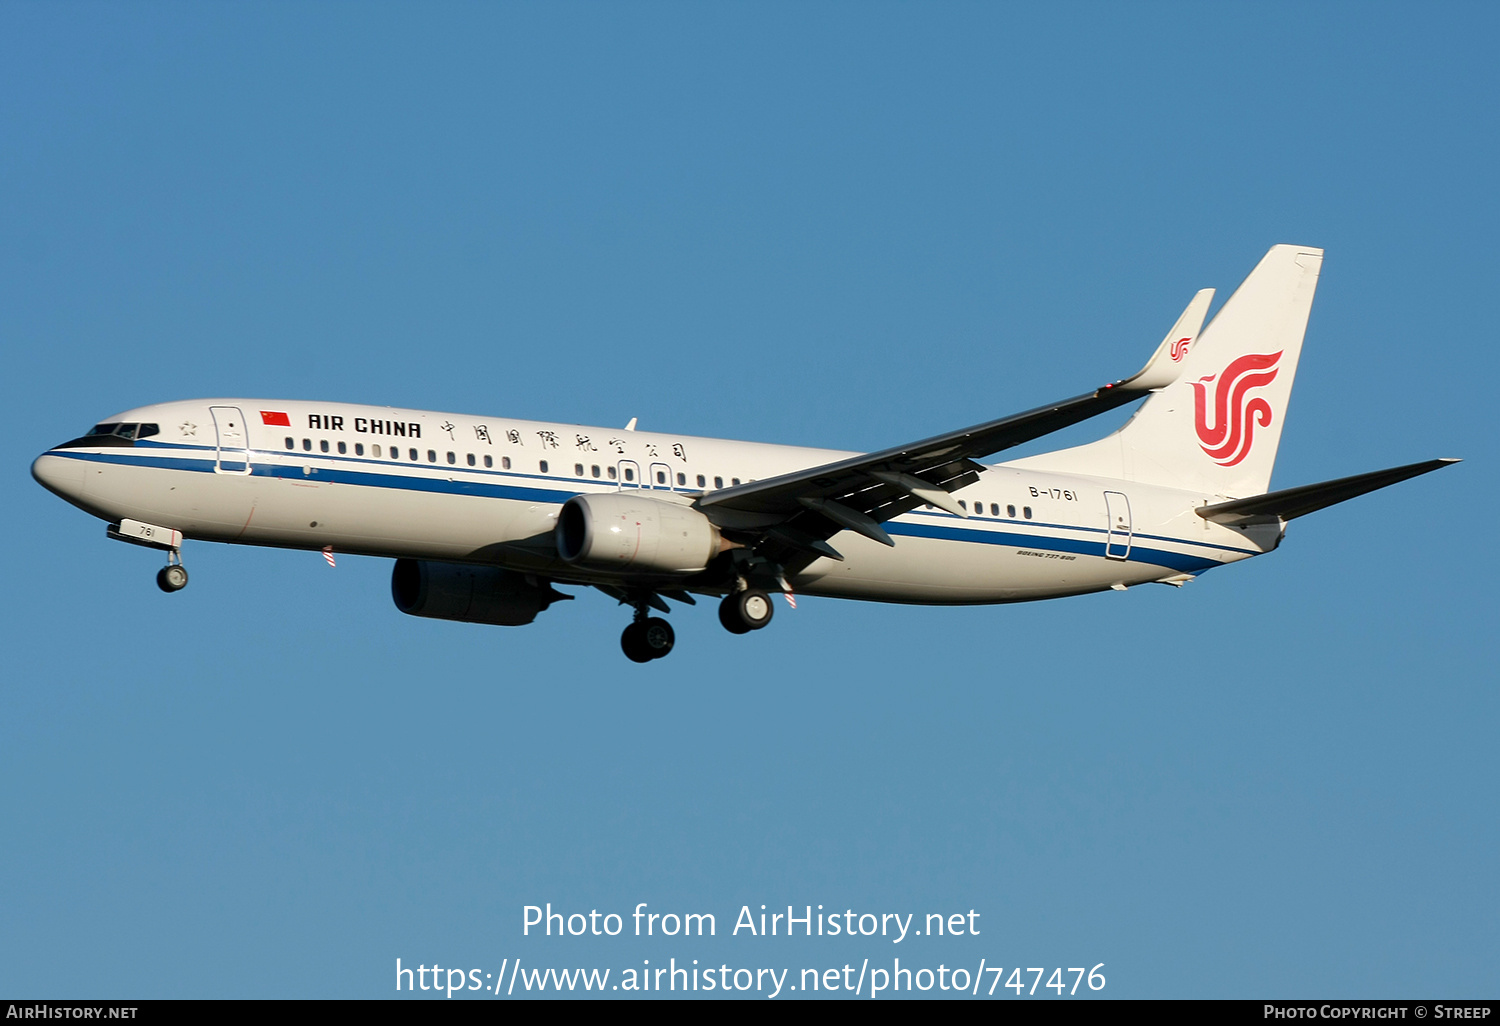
[624,417,638,431]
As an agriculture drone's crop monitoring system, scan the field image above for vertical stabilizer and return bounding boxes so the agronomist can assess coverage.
[1012,245,1323,497]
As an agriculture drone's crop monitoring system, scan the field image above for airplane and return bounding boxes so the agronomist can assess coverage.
[31,244,1458,662]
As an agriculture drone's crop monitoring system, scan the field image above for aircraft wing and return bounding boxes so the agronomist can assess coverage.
[695,296,1210,566]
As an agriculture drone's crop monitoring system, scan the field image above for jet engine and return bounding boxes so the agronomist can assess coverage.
[555,492,723,575]
[391,559,570,626]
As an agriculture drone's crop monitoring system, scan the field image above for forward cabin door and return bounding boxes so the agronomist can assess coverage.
[1104,490,1132,560]
[210,406,252,475]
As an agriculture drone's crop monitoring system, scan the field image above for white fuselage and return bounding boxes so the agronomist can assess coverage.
[32,399,1281,603]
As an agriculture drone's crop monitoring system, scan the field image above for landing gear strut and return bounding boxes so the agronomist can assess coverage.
[719,588,773,634]
[621,599,675,663]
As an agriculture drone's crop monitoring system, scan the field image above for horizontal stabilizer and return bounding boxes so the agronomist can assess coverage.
[1196,458,1460,525]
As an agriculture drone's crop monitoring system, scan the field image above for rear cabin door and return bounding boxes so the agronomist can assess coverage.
[210,406,252,474]
[1104,490,1132,560]
[616,459,641,489]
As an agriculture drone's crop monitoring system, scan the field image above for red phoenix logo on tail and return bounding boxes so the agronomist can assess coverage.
[1191,351,1282,467]
[1170,336,1192,361]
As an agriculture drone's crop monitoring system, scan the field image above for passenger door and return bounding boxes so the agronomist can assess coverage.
[1104,490,1132,560]
[210,406,252,475]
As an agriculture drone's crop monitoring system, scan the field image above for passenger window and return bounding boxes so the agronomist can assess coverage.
[466,453,475,466]
[497,456,506,469]
[697,474,706,487]
[591,465,601,478]
[355,443,364,456]
[624,467,634,482]
[990,503,999,516]
[732,478,740,486]
[320,439,330,453]
[484,455,493,468]
[447,452,456,465]
[285,437,294,450]
[1007,504,1016,517]
[427,450,437,463]
[656,470,667,484]
[607,466,617,480]
[303,439,312,451]
[372,444,382,457]
[575,463,585,477]
[338,441,347,454]
[390,448,400,460]
[540,460,549,473]
[409,448,418,461]
[714,476,723,489]
[1023,506,1032,519]
[676,472,686,486]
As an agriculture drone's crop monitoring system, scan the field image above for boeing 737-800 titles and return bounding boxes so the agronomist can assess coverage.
[32,245,1457,662]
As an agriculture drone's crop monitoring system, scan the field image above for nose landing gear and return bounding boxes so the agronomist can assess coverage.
[107,519,189,593]
[156,563,189,593]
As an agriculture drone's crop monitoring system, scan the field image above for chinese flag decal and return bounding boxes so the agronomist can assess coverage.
[260,411,291,426]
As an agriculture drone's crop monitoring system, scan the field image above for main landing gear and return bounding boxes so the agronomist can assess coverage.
[621,609,675,663]
[615,582,776,662]
[719,588,773,634]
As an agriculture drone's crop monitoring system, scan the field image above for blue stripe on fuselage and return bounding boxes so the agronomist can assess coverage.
[48,446,1229,574]
[884,520,1221,575]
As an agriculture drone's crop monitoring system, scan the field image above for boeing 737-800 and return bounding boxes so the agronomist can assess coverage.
[31,245,1456,662]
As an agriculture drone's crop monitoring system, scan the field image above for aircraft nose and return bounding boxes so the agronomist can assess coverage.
[31,450,86,501]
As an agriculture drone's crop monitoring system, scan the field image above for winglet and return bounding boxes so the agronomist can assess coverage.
[1112,287,1215,393]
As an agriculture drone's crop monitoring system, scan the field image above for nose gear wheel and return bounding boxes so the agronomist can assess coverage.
[156,564,188,592]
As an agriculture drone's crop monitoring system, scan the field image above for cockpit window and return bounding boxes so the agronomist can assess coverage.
[86,422,155,439]
[58,421,151,450]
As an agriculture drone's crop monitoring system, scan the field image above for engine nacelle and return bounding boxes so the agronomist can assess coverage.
[555,492,722,575]
[391,559,569,626]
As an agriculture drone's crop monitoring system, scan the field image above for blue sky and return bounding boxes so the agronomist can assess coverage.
[2,1,1495,999]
